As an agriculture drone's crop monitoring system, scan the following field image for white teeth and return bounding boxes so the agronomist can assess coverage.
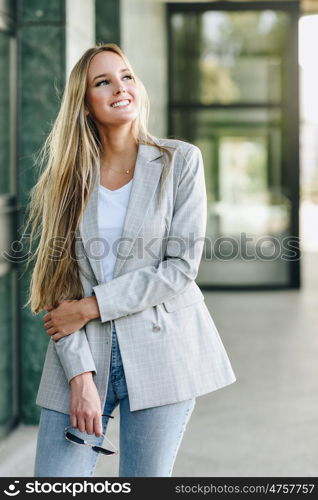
[111,100,130,108]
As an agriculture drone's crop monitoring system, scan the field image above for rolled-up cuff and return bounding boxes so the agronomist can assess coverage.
[53,332,97,383]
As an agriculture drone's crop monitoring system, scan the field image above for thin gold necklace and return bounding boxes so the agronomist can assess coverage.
[101,160,133,175]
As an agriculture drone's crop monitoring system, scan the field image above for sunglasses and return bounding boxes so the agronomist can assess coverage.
[64,413,118,456]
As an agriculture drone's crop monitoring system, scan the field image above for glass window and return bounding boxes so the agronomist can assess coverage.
[169,5,298,287]
[171,10,289,105]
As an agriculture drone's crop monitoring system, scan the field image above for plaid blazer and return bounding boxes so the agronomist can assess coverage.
[35,138,236,413]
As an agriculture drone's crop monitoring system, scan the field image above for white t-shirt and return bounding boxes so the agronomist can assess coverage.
[98,178,133,282]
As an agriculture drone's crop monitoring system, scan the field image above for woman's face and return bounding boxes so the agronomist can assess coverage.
[85,51,139,128]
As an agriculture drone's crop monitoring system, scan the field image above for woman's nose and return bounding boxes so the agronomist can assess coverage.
[114,86,127,96]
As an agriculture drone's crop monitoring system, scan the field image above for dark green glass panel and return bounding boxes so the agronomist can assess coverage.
[21,0,64,23]
[20,268,48,423]
[96,0,120,45]
[169,5,297,287]
[171,10,289,104]
[172,107,290,286]
[19,24,65,207]
[0,31,11,194]
[0,272,16,433]
[18,5,65,424]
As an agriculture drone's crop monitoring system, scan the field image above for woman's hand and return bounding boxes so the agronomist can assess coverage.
[70,372,103,437]
[42,299,87,342]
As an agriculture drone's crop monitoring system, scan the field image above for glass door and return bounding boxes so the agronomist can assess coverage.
[168,1,300,288]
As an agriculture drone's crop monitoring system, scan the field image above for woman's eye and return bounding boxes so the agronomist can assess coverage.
[96,74,133,87]
[96,79,109,87]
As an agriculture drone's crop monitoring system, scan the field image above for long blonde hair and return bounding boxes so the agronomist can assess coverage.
[22,43,178,315]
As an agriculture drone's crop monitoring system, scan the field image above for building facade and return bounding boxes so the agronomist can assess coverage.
[0,0,311,434]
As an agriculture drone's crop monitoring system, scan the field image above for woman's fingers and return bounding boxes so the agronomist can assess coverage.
[77,415,86,433]
[70,414,77,428]
[85,416,94,436]
[47,327,58,336]
[94,415,103,437]
[72,414,102,437]
[74,414,103,437]
[83,414,103,436]
[44,320,54,329]
[51,333,61,342]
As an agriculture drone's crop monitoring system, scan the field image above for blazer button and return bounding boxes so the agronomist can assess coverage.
[152,325,161,332]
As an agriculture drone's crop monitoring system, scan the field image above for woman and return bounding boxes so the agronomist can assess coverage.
[23,43,236,477]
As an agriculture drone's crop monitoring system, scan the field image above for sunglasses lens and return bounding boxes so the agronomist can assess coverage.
[65,429,117,455]
[92,445,115,455]
[66,431,84,445]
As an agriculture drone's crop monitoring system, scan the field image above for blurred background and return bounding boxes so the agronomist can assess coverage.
[0,0,317,476]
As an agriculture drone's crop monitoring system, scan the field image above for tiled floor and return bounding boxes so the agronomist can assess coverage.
[1,252,317,477]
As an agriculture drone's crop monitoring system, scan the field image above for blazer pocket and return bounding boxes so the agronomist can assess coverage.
[162,284,205,312]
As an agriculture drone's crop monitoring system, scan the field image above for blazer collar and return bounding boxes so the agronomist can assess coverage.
[79,142,164,284]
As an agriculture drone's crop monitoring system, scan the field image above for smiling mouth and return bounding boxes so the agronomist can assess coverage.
[110,99,131,109]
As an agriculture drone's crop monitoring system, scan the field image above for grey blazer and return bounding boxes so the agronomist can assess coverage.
[35,138,236,413]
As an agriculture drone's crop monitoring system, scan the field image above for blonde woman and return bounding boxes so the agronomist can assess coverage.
[24,43,236,477]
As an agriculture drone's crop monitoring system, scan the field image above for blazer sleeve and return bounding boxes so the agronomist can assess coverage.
[53,327,97,383]
[92,145,207,323]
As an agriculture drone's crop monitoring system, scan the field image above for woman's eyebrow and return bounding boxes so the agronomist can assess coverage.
[92,68,130,83]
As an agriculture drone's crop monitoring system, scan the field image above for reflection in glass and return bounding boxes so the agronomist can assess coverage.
[171,10,289,105]
[170,7,293,286]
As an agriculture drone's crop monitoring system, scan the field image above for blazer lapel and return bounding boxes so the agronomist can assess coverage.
[79,142,164,285]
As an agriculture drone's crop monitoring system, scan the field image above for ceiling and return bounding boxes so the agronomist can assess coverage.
[165,0,318,15]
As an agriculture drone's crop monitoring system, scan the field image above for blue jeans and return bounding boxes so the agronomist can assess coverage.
[34,323,196,477]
